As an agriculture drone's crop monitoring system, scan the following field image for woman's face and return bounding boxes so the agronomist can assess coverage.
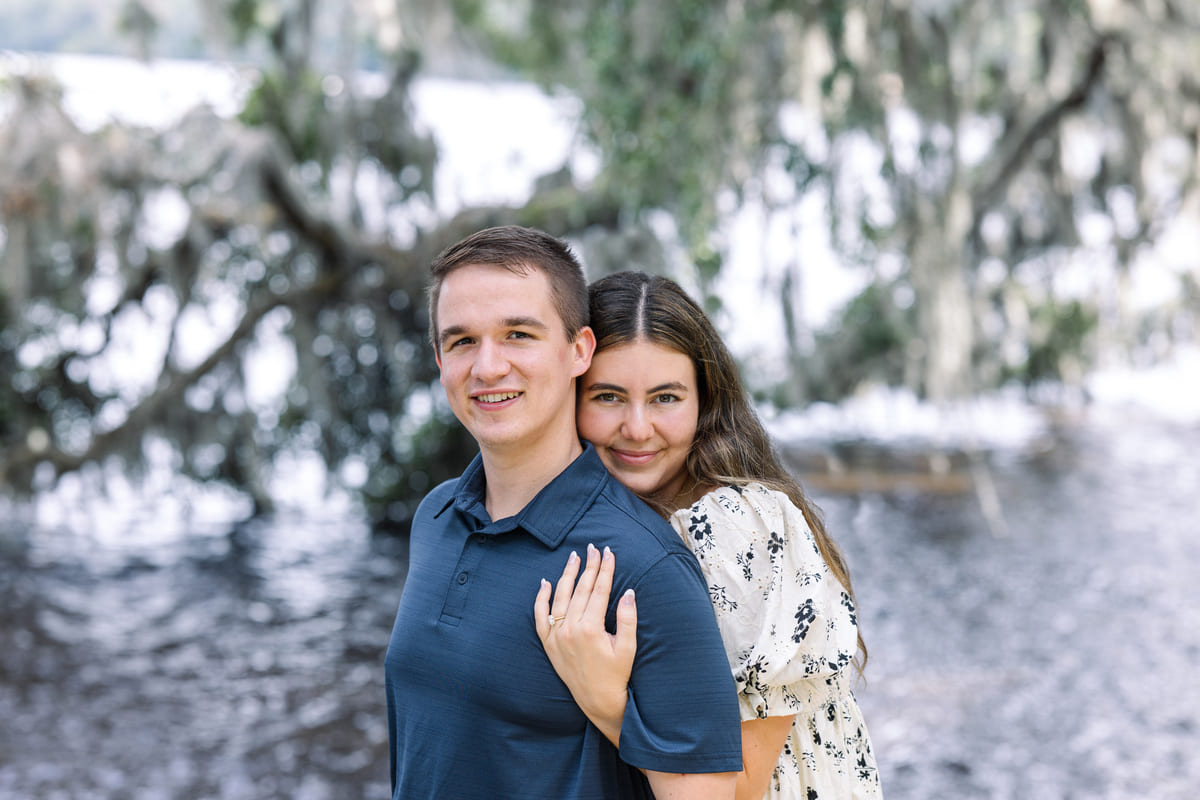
[576,340,700,506]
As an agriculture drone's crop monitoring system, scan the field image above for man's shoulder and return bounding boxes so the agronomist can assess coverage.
[413,477,460,520]
[592,476,670,526]
[578,477,690,558]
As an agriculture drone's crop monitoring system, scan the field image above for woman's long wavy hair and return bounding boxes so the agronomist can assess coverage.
[587,271,867,674]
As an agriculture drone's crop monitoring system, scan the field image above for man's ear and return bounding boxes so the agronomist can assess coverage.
[433,344,444,381]
[571,326,596,378]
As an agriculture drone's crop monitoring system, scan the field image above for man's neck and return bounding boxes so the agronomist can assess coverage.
[479,435,584,521]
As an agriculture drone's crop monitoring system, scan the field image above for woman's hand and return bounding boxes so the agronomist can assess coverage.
[534,543,637,746]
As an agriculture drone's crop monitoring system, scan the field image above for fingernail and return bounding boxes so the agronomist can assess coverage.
[588,543,597,556]
[603,546,613,562]
[621,588,635,604]
[541,579,549,588]
[569,551,578,564]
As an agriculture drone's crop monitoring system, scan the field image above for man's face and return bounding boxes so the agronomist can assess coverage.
[434,263,594,459]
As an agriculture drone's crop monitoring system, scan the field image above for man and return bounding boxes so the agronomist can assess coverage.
[384,226,742,799]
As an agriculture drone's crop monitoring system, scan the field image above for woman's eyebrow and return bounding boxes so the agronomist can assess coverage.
[583,381,689,393]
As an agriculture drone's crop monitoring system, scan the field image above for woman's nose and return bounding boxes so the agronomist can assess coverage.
[620,406,652,441]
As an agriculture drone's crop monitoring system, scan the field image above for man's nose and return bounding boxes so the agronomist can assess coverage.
[471,340,510,381]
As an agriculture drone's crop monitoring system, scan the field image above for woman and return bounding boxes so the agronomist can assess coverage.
[534,272,882,799]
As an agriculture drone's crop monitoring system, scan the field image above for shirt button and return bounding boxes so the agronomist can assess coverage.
[456,572,469,585]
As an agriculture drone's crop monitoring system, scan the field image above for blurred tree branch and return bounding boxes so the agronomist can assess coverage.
[2,0,1198,527]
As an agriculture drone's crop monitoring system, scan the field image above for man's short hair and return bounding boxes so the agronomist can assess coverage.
[427,226,589,351]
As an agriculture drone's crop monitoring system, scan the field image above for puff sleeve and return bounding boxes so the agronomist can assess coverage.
[669,484,860,720]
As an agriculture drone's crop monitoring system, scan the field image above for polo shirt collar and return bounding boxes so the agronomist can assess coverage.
[449,442,608,549]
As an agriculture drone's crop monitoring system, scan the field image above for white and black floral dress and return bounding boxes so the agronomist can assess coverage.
[669,483,883,800]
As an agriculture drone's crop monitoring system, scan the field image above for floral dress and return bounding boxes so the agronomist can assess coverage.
[669,483,883,800]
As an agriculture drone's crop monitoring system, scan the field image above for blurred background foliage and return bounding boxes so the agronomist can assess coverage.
[0,0,1197,529]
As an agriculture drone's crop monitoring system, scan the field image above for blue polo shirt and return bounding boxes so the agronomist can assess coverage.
[385,444,742,800]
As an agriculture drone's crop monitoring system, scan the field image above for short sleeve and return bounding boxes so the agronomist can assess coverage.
[671,485,859,721]
[617,552,744,773]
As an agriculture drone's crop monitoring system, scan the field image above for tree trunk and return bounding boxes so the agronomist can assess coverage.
[910,187,974,400]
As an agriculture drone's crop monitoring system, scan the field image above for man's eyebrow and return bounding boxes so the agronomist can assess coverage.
[438,325,467,348]
[503,316,550,331]
[438,317,551,347]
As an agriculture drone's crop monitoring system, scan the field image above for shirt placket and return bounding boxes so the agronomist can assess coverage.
[440,530,490,625]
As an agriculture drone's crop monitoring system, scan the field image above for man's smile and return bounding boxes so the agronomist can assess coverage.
[473,390,523,404]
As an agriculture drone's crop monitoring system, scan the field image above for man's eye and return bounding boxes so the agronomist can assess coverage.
[449,337,473,349]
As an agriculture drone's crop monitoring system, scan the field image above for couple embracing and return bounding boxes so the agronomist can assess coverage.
[385,225,882,800]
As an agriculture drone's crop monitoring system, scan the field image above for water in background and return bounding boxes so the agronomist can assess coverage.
[823,405,1200,799]
[2,403,1198,800]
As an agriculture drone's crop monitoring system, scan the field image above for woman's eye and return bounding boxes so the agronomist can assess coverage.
[593,392,620,403]
[655,394,681,404]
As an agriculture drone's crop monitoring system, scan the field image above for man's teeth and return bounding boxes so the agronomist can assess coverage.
[478,392,520,403]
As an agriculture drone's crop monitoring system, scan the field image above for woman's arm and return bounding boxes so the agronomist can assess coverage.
[645,770,737,799]
[535,547,795,799]
[629,714,784,800]
[736,714,795,800]
[534,543,636,746]
[537,547,738,798]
